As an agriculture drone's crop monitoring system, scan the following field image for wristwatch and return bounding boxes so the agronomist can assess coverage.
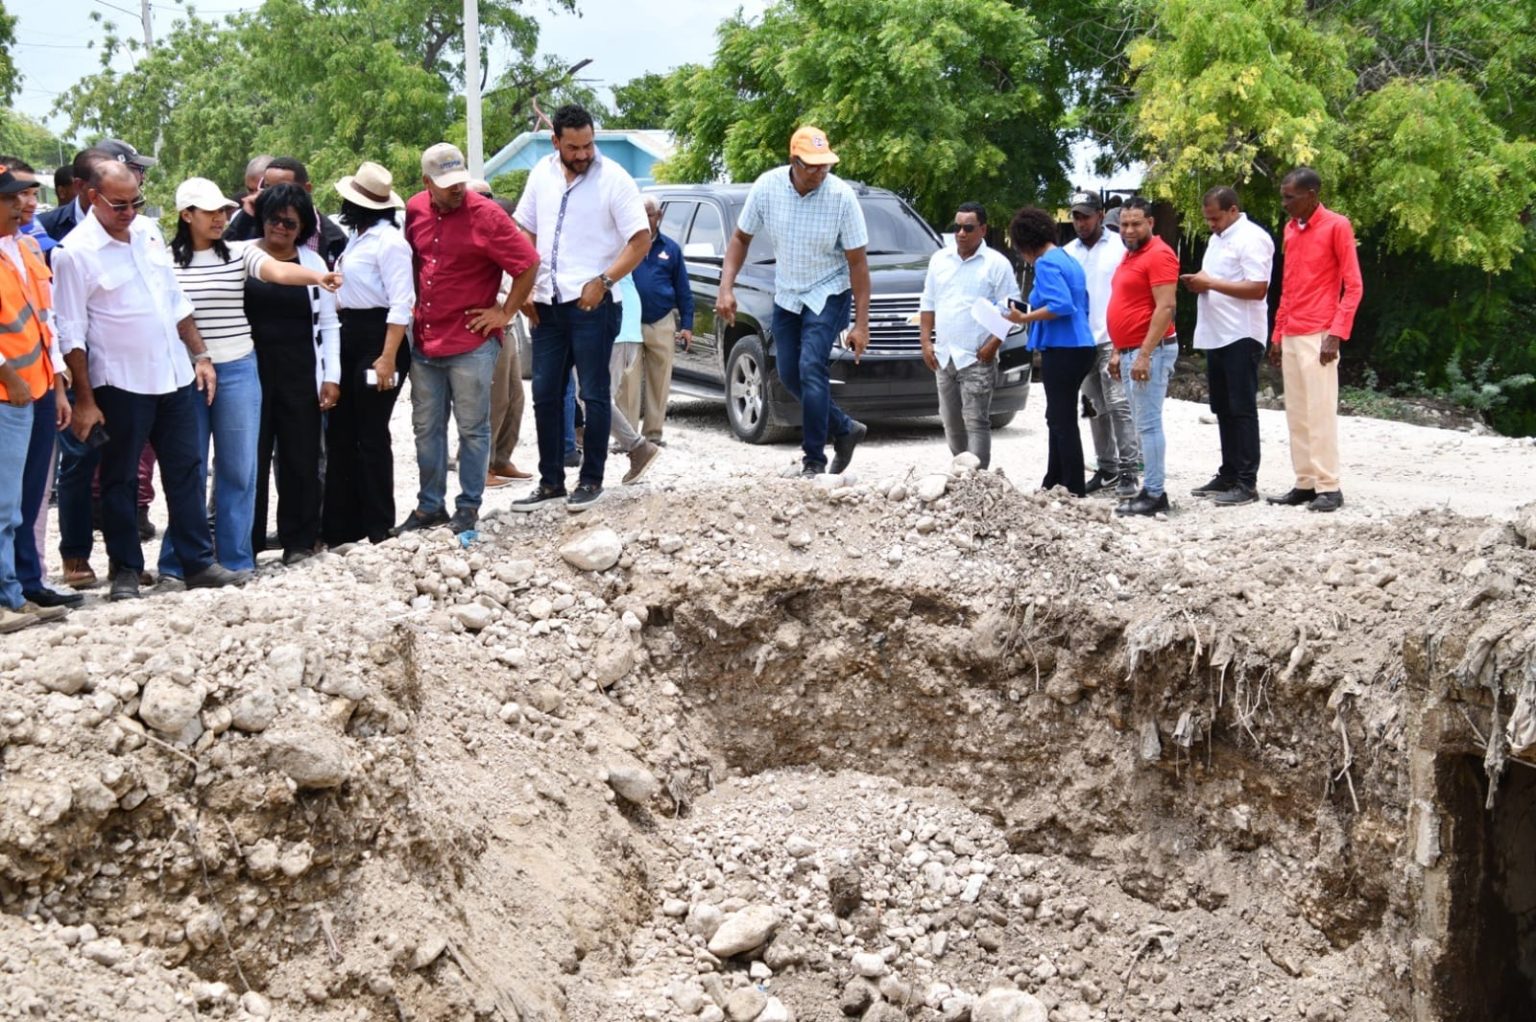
[597,273,614,291]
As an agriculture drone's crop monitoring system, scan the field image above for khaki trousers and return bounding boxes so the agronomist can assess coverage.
[1280,331,1340,492]
[489,332,524,465]
[618,310,677,441]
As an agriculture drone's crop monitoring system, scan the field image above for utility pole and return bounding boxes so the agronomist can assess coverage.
[464,0,483,179]
[140,0,154,48]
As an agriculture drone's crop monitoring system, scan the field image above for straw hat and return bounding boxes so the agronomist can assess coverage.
[335,161,405,210]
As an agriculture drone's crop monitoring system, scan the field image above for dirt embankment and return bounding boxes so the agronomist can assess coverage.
[3,465,1536,1022]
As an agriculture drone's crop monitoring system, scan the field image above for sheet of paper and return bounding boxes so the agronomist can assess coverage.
[970,297,1015,342]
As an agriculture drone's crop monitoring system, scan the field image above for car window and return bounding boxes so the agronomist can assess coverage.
[660,201,694,242]
[861,198,940,255]
[689,203,726,257]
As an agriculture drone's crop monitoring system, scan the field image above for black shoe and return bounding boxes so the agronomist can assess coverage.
[186,563,252,589]
[1115,490,1170,517]
[1212,484,1259,506]
[136,506,156,541]
[448,508,478,533]
[564,446,583,469]
[1084,469,1117,494]
[1266,487,1317,507]
[510,485,568,513]
[281,549,313,566]
[1114,473,1140,499]
[567,483,605,513]
[22,588,84,608]
[391,509,450,535]
[829,420,867,475]
[1190,474,1234,498]
[1308,490,1344,513]
[108,567,141,602]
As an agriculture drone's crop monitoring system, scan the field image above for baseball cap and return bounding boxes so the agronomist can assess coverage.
[1069,191,1103,215]
[100,138,157,169]
[789,126,839,167]
[468,178,492,196]
[1104,207,1122,232]
[421,142,470,188]
[0,169,35,195]
[175,177,239,212]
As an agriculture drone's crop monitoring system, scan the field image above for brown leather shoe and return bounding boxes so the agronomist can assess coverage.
[484,473,511,489]
[490,461,532,480]
[62,558,99,590]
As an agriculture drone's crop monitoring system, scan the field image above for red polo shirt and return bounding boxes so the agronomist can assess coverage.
[405,190,539,358]
[1272,204,1363,343]
[1107,235,1179,350]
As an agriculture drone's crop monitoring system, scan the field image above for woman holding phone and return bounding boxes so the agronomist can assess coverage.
[321,162,414,547]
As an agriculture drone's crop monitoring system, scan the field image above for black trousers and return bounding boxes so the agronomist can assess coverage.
[1041,346,1098,496]
[323,308,410,545]
[1206,339,1263,488]
[253,339,322,555]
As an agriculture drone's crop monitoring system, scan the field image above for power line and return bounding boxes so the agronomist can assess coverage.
[93,0,142,18]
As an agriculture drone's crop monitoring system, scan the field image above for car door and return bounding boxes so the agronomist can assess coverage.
[682,200,728,374]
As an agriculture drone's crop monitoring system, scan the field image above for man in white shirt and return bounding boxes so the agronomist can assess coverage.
[1180,186,1275,505]
[919,201,1020,469]
[511,104,650,513]
[1064,192,1139,498]
[52,162,249,601]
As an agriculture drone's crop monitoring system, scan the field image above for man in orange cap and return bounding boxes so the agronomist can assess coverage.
[716,125,871,477]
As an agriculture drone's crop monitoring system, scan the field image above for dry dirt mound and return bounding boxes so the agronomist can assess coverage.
[3,464,1535,1021]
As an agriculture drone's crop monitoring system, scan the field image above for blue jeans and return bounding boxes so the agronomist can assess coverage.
[772,290,855,470]
[0,401,31,609]
[564,377,578,457]
[160,353,262,576]
[531,298,619,489]
[15,393,58,593]
[409,338,499,514]
[55,389,100,561]
[1120,343,1178,497]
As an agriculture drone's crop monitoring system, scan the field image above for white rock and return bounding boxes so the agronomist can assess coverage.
[266,729,351,790]
[80,937,126,967]
[451,604,493,631]
[267,644,306,687]
[749,961,772,980]
[658,534,685,554]
[230,686,277,733]
[138,677,205,735]
[411,935,447,970]
[851,951,888,978]
[438,554,471,579]
[972,988,1048,1022]
[723,987,767,1022]
[784,835,816,858]
[949,452,981,475]
[527,597,554,620]
[708,904,779,957]
[758,996,793,1022]
[40,660,88,695]
[560,528,623,571]
[686,902,724,939]
[239,991,273,1017]
[787,531,812,549]
[662,898,689,918]
[916,474,949,501]
[607,766,659,804]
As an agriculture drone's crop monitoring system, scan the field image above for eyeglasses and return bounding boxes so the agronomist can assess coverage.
[950,223,982,234]
[265,215,300,230]
[98,195,147,214]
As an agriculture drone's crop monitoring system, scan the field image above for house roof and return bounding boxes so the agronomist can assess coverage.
[483,129,676,179]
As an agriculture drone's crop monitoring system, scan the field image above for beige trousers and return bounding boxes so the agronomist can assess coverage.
[618,310,677,441]
[489,334,524,465]
[1280,331,1341,492]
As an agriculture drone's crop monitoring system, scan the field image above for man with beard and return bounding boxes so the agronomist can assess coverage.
[510,104,651,513]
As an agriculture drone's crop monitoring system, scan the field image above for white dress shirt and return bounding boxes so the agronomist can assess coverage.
[513,149,649,305]
[295,247,342,392]
[1193,212,1274,350]
[1064,230,1126,347]
[52,211,195,395]
[918,242,1019,370]
[337,221,415,326]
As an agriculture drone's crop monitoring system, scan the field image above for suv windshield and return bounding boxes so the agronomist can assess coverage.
[744,195,938,263]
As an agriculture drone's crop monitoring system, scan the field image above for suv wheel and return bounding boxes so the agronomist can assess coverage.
[725,336,791,444]
[989,410,1017,430]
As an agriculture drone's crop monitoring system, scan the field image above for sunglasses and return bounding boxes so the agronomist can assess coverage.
[950,223,982,234]
[98,196,147,214]
[265,215,300,230]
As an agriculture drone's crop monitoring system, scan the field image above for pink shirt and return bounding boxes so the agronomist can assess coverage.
[1273,204,1363,342]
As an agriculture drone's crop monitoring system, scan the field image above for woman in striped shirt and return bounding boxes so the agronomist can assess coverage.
[159,178,339,581]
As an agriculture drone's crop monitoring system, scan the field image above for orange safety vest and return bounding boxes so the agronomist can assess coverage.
[0,236,54,402]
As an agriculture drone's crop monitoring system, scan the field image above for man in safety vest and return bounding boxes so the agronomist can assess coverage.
[0,168,71,633]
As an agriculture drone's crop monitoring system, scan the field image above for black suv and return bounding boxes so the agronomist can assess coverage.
[644,182,1032,443]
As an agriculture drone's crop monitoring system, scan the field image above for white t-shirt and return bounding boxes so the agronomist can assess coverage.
[1064,230,1125,347]
[173,241,270,364]
[513,150,649,305]
[1193,213,1274,350]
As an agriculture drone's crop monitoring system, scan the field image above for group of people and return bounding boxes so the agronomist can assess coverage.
[916,172,1362,515]
[0,103,698,630]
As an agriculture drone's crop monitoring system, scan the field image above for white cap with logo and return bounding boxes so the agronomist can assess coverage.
[175,177,239,213]
[421,142,470,188]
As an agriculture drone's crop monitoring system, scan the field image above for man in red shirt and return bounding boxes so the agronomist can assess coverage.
[396,143,540,536]
[1107,197,1180,516]
[1267,167,1362,513]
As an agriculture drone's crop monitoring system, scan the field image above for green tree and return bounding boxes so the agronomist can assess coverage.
[607,69,697,130]
[0,110,63,168]
[663,0,1067,228]
[0,1,18,109]
[475,56,611,158]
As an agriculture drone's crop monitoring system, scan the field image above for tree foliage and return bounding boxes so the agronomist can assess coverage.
[0,110,63,169]
[0,1,17,109]
[662,0,1066,228]
[607,69,697,131]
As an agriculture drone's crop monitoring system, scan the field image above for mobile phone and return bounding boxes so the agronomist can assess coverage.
[85,423,110,450]
[1008,298,1029,313]
[365,369,397,388]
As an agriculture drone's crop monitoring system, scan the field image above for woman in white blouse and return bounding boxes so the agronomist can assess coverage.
[161,178,339,581]
[322,162,414,546]
[245,183,341,565]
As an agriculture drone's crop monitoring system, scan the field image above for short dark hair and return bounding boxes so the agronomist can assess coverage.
[0,155,34,173]
[254,182,319,245]
[54,165,74,189]
[1282,166,1322,193]
[337,198,397,233]
[264,156,310,185]
[72,147,112,185]
[1008,206,1057,255]
[1120,195,1155,217]
[955,201,987,227]
[552,104,595,137]
[1202,186,1240,211]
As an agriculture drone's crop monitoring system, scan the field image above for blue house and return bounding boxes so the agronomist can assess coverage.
[483,129,676,185]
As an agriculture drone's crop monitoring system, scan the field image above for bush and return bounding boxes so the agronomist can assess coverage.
[487,170,529,201]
